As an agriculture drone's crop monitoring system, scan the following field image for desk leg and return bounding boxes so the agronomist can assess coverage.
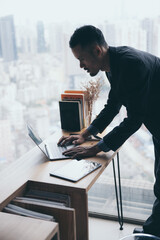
[71,189,88,240]
[112,152,123,230]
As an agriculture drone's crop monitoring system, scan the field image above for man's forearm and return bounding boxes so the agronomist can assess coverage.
[89,144,102,155]
[80,124,100,140]
[81,127,111,153]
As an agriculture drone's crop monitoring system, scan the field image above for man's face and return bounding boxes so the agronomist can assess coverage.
[71,44,101,77]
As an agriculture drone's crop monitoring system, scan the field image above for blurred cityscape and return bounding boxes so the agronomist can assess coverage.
[0,13,158,219]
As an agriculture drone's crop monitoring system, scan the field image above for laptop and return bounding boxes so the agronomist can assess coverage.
[50,159,102,182]
[27,124,73,160]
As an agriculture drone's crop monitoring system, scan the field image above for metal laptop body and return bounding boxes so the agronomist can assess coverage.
[27,124,72,160]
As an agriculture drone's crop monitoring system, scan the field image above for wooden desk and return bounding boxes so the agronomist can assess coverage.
[0,130,118,240]
[0,212,59,240]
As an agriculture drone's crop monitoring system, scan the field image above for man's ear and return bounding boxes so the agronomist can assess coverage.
[93,45,103,57]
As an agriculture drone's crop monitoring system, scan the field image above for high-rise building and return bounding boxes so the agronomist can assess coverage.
[0,37,2,58]
[141,18,154,54]
[48,23,63,56]
[104,22,116,46]
[0,15,18,62]
[16,25,37,54]
[0,120,14,162]
[63,33,86,89]
[37,21,46,53]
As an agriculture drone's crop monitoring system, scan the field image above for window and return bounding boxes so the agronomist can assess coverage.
[0,0,160,222]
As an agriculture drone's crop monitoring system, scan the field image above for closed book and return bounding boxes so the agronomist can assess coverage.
[3,204,55,221]
[63,91,87,127]
[64,90,85,94]
[14,197,67,207]
[61,93,85,127]
[25,189,71,207]
[59,100,82,131]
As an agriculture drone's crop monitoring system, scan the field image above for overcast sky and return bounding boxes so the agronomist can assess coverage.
[0,0,160,25]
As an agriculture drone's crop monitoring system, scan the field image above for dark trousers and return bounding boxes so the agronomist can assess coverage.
[143,136,160,237]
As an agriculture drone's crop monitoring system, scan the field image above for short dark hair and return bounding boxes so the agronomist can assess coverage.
[69,25,108,49]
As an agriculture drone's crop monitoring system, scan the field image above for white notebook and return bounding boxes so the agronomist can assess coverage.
[50,159,102,182]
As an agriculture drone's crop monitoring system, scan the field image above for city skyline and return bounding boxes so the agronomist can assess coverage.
[0,9,156,221]
[0,13,156,186]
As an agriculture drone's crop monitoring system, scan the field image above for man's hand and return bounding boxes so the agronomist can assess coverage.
[62,144,101,159]
[58,134,86,146]
[58,129,91,146]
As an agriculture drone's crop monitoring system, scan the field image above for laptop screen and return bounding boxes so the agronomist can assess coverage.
[27,124,47,156]
[27,124,43,145]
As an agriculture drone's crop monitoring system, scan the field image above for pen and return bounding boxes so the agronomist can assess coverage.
[93,135,102,140]
[87,135,102,141]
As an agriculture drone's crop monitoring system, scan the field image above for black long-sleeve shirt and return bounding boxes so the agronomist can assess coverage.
[88,46,160,151]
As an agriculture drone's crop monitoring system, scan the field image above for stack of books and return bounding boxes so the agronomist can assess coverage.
[3,189,71,222]
[59,90,87,131]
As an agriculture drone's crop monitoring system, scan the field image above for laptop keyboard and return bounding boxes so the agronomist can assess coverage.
[52,145,67,158]
[47,143,73,159]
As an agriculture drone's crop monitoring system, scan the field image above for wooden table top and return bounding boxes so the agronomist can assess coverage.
[0,129,118,206]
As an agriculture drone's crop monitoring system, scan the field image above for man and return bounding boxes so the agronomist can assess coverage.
[58,25,160,236]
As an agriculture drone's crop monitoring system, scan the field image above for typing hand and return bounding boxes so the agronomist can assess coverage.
[62,145,101,160]
[58,134,85,147]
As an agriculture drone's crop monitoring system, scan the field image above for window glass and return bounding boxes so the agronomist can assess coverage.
[0,0,159,221]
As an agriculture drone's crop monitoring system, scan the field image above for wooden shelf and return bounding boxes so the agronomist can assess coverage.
[0,130,118,240]
[0,212,59,240]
